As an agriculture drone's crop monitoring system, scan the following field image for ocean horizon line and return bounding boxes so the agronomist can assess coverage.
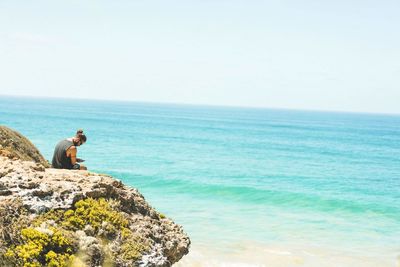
[1,93,399,117]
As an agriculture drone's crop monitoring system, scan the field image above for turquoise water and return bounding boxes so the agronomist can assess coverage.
[1,96,400,264]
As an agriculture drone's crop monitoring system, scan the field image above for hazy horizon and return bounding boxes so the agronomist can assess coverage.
[2,93,400,116]
[1,0,399,114]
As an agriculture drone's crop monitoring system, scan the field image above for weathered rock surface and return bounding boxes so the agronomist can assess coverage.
[0,127,190,266]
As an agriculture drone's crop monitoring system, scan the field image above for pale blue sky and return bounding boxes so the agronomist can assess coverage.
[0,0,399,113]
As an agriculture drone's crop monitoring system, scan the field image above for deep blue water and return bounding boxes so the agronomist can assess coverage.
[1,96,399,260]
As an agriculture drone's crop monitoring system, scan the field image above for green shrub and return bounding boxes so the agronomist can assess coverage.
[4,227,75,267]
[63,198,128,236]
[1,198,149,266]
[119,230,149,262]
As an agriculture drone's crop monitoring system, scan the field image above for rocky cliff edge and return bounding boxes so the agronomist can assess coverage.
[0,126,190,267]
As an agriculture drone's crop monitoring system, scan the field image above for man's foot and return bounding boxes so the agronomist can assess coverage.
[80,165,87,170]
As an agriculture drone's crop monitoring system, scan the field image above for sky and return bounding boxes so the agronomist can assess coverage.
[0,0,399,114]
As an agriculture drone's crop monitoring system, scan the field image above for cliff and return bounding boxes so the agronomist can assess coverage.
[0,126,190,267]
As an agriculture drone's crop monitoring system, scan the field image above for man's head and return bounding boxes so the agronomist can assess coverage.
[74,129,87,146]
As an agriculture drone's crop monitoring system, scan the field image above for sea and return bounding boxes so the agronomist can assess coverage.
[0,95,399,267]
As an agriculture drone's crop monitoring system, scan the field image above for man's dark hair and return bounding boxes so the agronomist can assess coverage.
[76,129,87,143]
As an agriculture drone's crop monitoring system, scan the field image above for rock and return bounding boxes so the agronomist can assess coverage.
[32,187,54,198]
[0,189,12,196]
[31,163,45,172]
[76,230,104,266]
[83,224,95,236]
[19,181,40,189]
[0,127,190,266]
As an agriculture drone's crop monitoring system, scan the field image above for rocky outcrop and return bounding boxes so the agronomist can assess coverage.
[0,127,190,266]
[0,126,50,167]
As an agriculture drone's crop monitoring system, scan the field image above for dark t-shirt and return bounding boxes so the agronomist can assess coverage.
[51,139,74,169]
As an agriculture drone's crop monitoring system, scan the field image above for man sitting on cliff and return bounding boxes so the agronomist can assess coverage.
[52,129,87,170]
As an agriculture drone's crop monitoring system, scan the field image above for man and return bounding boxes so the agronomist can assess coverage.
[52,129,87,170]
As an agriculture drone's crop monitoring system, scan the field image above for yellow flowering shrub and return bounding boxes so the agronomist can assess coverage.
[45,250,74,267]
[63,198,129,236]
[4,227,75,267]
[1,198,150,266]
[120,233,149,262]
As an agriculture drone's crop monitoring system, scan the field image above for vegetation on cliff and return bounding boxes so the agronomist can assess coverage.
[0,126,50,167]
[0,198,152,267]
[0,126,190,266]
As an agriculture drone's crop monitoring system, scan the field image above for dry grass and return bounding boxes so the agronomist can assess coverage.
[0,126,50,167]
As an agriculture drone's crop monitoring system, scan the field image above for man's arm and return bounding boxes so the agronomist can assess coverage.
[68,146,78,165]
[67,146,87,170]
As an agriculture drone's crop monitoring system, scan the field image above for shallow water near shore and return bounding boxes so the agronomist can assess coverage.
[175,242,398,267]
[1,96,399,266]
